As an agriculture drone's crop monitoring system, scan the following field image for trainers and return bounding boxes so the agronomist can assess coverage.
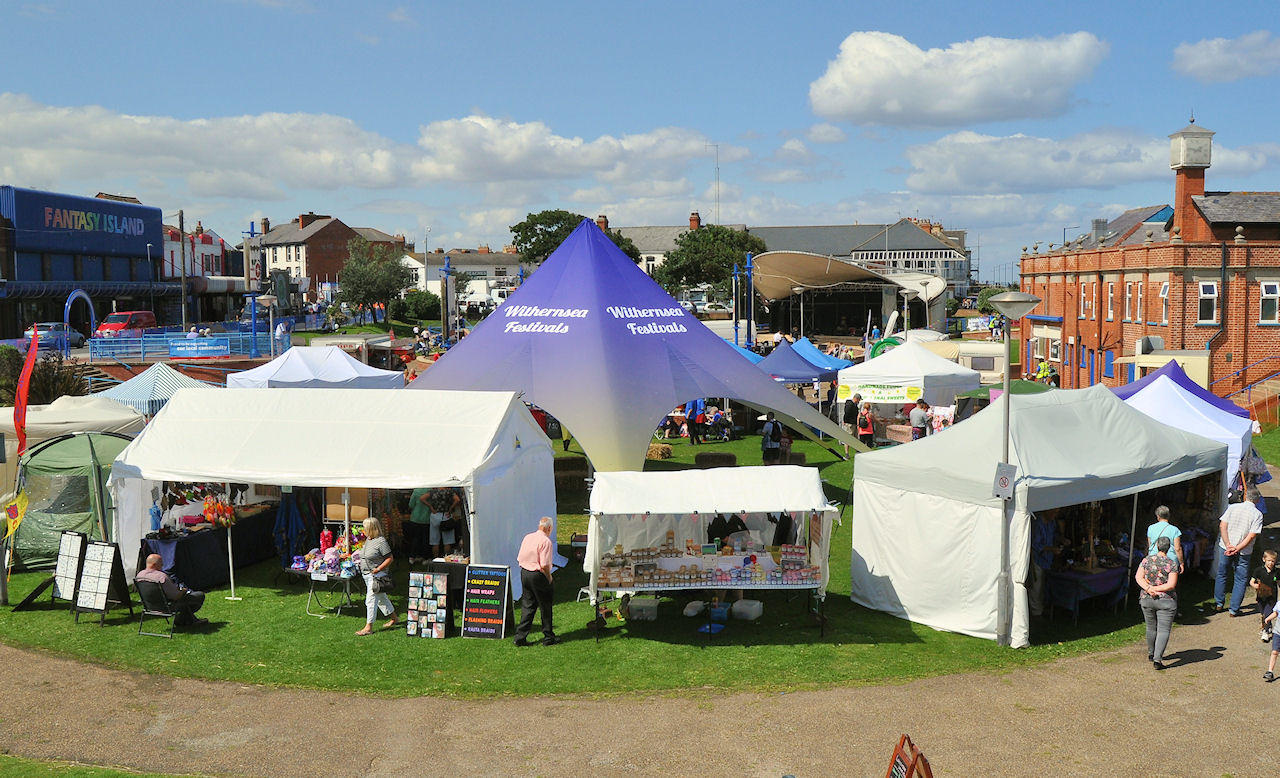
[542,635,562,646]
[1267,671,1276,682]
[1263,629,1274,643]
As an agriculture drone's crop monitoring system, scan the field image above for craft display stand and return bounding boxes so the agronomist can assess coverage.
[281,568,360,618]
[73,541,133,625]
[13,530,87,612]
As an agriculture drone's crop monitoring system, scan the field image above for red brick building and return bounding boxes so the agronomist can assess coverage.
[258,212,408,298]
[1017,122,1280,405]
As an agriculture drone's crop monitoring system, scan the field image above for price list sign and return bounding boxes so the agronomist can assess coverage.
[460,564,509,639]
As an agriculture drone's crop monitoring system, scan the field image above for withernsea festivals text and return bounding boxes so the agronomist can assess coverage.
[501,305,689,335]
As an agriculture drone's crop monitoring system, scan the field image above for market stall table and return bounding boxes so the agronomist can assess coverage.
[1047,566,1129,625]
[281,567,362,617]
[140,504,276,590]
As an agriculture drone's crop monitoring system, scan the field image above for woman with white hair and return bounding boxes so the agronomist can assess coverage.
[355,517,397,636]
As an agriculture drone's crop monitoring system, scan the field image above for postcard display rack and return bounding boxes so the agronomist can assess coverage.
[588,509,834,616]
[406,572,450,639]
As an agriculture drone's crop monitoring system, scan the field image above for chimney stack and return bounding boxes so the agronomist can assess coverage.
[690,211,702,231]
[260,217,270,235]
[478,244,490,254]
[298,211,317,230]
[1090,218,1108,241]
[596,214,610,231]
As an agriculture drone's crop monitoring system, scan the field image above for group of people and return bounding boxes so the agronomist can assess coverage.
[656,400,732,443]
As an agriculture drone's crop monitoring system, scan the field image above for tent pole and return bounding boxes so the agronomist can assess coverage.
[1125,492,1138,611]
[225,482,241,601]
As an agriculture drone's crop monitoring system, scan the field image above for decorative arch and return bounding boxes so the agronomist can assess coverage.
[62,289,96,355]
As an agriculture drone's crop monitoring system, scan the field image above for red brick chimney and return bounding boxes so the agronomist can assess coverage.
[478,244,490,254]
[298,212,317,230]
[596,214,609,231]
[260,217,270,235]
[690,211,702,230]
[1169,122,1215,242]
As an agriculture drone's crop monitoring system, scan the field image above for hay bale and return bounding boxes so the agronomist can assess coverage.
[646,443,673,460]
[694,452,737,469]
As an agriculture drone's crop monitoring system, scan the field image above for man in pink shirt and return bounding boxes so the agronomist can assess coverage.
[513,516,559,646]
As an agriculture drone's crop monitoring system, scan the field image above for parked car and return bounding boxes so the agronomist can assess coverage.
[678,300,700,313]
[95,310,157,337]
[25,322,86,348]
[702,302,731,313]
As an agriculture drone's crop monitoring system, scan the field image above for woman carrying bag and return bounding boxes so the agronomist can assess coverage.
[356,517,398,636]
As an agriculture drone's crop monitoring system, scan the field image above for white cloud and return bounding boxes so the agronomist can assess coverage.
[774,138,812,163]
[805,123,847,144]
[809,31,1109,127]
[756,169,818,184]
[1173,30,1280,82]
[388,6,414,25]
[903,129,1273,194]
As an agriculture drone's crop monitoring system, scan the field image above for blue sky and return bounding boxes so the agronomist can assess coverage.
[3,0,1279,282]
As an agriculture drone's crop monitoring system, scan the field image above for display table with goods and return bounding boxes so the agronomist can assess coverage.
[141,500,276,590]
[585,466,837,637]
[285,524,369,616]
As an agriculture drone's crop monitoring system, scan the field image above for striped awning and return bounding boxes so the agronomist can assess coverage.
[98,363,220,416]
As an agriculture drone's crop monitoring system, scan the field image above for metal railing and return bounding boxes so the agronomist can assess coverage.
[88,332,277,361]
[1212,355,1280,396]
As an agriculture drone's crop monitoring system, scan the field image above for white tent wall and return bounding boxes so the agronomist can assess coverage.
[836,342,980,407]
[111,477,155,581]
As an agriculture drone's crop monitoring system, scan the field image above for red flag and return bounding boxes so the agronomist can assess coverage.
[14,327,39,456]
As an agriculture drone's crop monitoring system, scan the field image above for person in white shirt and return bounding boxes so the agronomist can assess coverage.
[1215,487,1265,616]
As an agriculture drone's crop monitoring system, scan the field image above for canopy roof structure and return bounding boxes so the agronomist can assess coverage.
[756,340,838,382]
[98,363,216,416]
[226,346,403,389]
[408,219,859,471]
[590,465,831,515]
[1112,359,1249,419]
[108,388,556,592]
[837,341,980,406]
[1119,372,1253,487]
[750,250,946,302]
[724,339,764,364]
[850,385,1228,647]
[792,337,853,369]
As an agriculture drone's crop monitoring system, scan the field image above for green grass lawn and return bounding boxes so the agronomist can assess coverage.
[0,432,1159,699]
[0,755,170,777]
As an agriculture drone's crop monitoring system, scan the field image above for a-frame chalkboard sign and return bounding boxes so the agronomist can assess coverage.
[13,530,87,612]
[73,541,133,625]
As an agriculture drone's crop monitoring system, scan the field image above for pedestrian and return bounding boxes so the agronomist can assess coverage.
[1029,509,1059,617]
[1147,506,1185,574]
[1136,535,1179,670]
[404,487,432,565]
[513,516,559,646]
[1215,487,1264,616]
[856,401,876,449]
[684,398,705,445]
[355,517,397,636]
[760,411,782,465]
[909,399,932,440]
[1252,549,1279,643]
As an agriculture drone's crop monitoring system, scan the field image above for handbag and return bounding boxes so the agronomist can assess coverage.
[370,572,391,593]
[439,516,458,533]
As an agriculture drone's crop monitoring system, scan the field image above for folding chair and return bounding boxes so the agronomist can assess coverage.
[135,580,176,638]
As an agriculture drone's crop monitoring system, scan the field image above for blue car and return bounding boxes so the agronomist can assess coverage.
[26,322,86,349]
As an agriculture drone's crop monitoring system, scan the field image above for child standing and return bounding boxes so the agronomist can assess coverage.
[1252,549,1279,644]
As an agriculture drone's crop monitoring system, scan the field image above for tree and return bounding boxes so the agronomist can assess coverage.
[654,225,767,295]
[0,348,88,406]
[510,210,640,264]
[336,237,413,319]
[389,289,440,322]
[976,286,1003,315]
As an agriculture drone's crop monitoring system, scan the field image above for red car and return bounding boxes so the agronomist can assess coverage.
[95,310,157,337]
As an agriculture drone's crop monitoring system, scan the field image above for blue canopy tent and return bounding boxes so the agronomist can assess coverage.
[1112,359,1249,419]
[792,337,853,369]
[408,220,861,470]
[756,341,839,382]
[724,339,764,364]
[98,363,218,416]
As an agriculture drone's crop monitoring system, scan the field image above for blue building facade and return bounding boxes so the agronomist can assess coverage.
[0,186,182,338]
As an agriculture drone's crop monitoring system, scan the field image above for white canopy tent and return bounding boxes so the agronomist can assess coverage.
[850,385,1227,648]
[108,388,556,596]
[226,346,404,389]
[1,395,144,502]
[836,341,980,405]
[1120,373,1253,493]
[585,466,837,602]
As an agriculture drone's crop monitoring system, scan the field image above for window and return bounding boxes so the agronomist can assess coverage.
[1262,282,1280,323]
[1103,350,1115,378]
[1124,282,1133,321]
[1049,339,1061,362]
[1107,282,1115,320]
[1198,281,1218,323]
[1092,283,1097,320]
[1080,282,1087,317]
[494,267,508,277]
[969,356,995,371]
[1160,282,1169,323]
[1136,283,1144,322]
[1033,338,1046,359]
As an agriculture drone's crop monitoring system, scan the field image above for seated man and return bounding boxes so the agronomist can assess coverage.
[135,553,208,626]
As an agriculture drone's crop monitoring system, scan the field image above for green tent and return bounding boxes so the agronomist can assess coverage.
[955,380,1055,399]
[955,380,1054,422]
[10,431,135,570]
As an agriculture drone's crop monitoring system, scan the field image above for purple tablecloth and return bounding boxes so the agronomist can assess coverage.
[1047,566,1128,612]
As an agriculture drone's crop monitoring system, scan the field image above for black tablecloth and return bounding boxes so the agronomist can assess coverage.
[142,507,277,591]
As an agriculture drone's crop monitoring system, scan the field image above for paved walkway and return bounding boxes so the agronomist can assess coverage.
[0,597,1274,778]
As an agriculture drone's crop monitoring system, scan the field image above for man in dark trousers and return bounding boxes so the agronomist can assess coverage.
[135,553,207,626]
[513,516,559,646]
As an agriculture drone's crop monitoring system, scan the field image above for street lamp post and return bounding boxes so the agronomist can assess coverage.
[732,262,740,346]
[899,288,919,334]
[988,290,1042,647]
[745,252,755,347]
[1063,226,1079,247]
[258,293,278,358]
